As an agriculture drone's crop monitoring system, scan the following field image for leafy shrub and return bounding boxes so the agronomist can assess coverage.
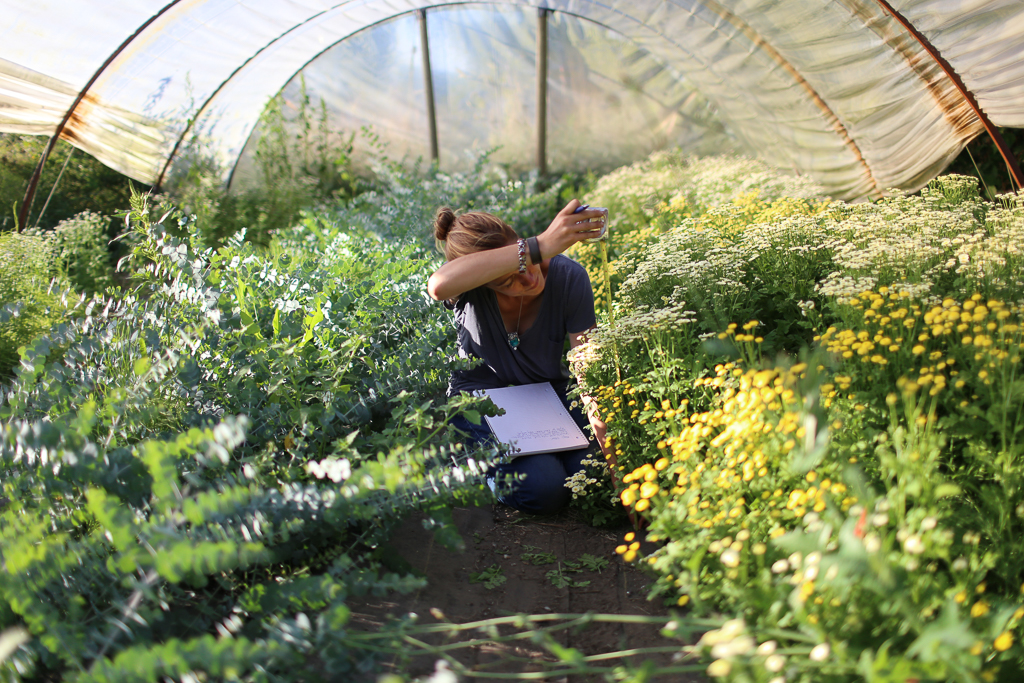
[168,79,385,249]
[52,211,116,294]
[0,229,62,379]
[0,133,138,231]
[328,152,584,253]
[0,183,510,680]
[1,209,117,378]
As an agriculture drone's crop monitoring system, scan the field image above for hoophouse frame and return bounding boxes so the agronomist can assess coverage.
[4,0,1024,229]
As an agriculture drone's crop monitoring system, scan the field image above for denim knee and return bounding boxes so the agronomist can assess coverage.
[493,453,573,515]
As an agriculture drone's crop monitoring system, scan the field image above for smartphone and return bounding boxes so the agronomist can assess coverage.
[572,204,610,242]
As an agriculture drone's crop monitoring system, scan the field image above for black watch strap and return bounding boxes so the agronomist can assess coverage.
[526,236,541,265]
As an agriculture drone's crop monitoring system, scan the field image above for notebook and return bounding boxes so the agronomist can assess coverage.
[478,382,590,457]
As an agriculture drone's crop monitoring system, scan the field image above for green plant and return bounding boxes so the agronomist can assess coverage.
[166,81,368,248]
[546,564,590,589]
[469,565,507,590]
[520,546,558,565]
[0,133,138,232]
[0,183,504,680]
[576,554,610,573]
[52,211,116,294]
[0,228,64,378]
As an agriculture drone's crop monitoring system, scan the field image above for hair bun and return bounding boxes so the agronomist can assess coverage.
[434,207,457,241]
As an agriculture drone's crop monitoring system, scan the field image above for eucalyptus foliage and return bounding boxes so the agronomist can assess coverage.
[0,186,500,681]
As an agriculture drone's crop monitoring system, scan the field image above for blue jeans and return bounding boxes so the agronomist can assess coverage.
[449,383,597,515]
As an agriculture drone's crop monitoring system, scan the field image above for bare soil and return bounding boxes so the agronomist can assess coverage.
[347,504,707,681]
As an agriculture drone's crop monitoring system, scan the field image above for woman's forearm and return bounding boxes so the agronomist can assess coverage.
[427,242,522,301]
[427,200,605,301]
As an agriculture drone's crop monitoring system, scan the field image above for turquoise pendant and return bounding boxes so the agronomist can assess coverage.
[507,332,520,350]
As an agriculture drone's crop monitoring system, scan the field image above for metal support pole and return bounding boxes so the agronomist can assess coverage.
[872,0,1023,190]
[418,9,439,165]
[535,7,548,175]
[18,0,181,229]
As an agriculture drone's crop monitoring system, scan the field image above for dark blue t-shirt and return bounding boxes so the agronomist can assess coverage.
[446,255,596,395]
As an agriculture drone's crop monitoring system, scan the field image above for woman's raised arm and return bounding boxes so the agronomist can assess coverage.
[427,242,522,301]
[427,199,606,301]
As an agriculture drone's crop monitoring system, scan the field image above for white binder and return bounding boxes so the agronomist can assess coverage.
[478,382,590,457]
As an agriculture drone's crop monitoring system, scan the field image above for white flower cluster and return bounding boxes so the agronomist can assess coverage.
[612,301,699,342]
[564,455,603,499]
[614,173,1024,321]
[306,457,352,482]
[587,152,827,223]
[816,177,1024,301]
[681,155,827,206]
[618,209,835,313]
[577,171,1024,394]
[693,617,827,680]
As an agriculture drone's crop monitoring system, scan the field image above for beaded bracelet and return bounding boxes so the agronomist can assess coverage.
[516,238,527,273]
[526,236,541,266]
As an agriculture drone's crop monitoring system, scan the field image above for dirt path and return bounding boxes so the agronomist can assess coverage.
[348,504,707,681]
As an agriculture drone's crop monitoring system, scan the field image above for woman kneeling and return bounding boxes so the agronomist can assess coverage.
[427,200,609,514]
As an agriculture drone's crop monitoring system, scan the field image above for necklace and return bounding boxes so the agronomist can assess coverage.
[507,296,525,350]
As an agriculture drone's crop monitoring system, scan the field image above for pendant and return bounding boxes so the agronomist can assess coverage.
[507,332,521,350]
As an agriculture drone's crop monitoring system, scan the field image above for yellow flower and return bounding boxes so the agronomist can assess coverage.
[677,595,690,606]
[912,344,926,355]
[970,641,984,655]
[635,499,650,512]
[994,631,1013,651]
[954,591,967,603]
[971,601,990,618]
[640,481,660,499]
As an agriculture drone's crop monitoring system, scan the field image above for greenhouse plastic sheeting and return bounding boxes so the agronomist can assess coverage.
[2,0,1023,200]
[229,5,734,188]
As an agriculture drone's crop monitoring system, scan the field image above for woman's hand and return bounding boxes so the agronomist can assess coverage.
[536,200,607,260]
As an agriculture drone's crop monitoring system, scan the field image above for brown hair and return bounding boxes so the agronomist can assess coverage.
[433,206,518,261]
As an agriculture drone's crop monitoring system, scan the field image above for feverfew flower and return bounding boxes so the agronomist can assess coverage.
[809,642,831,661]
